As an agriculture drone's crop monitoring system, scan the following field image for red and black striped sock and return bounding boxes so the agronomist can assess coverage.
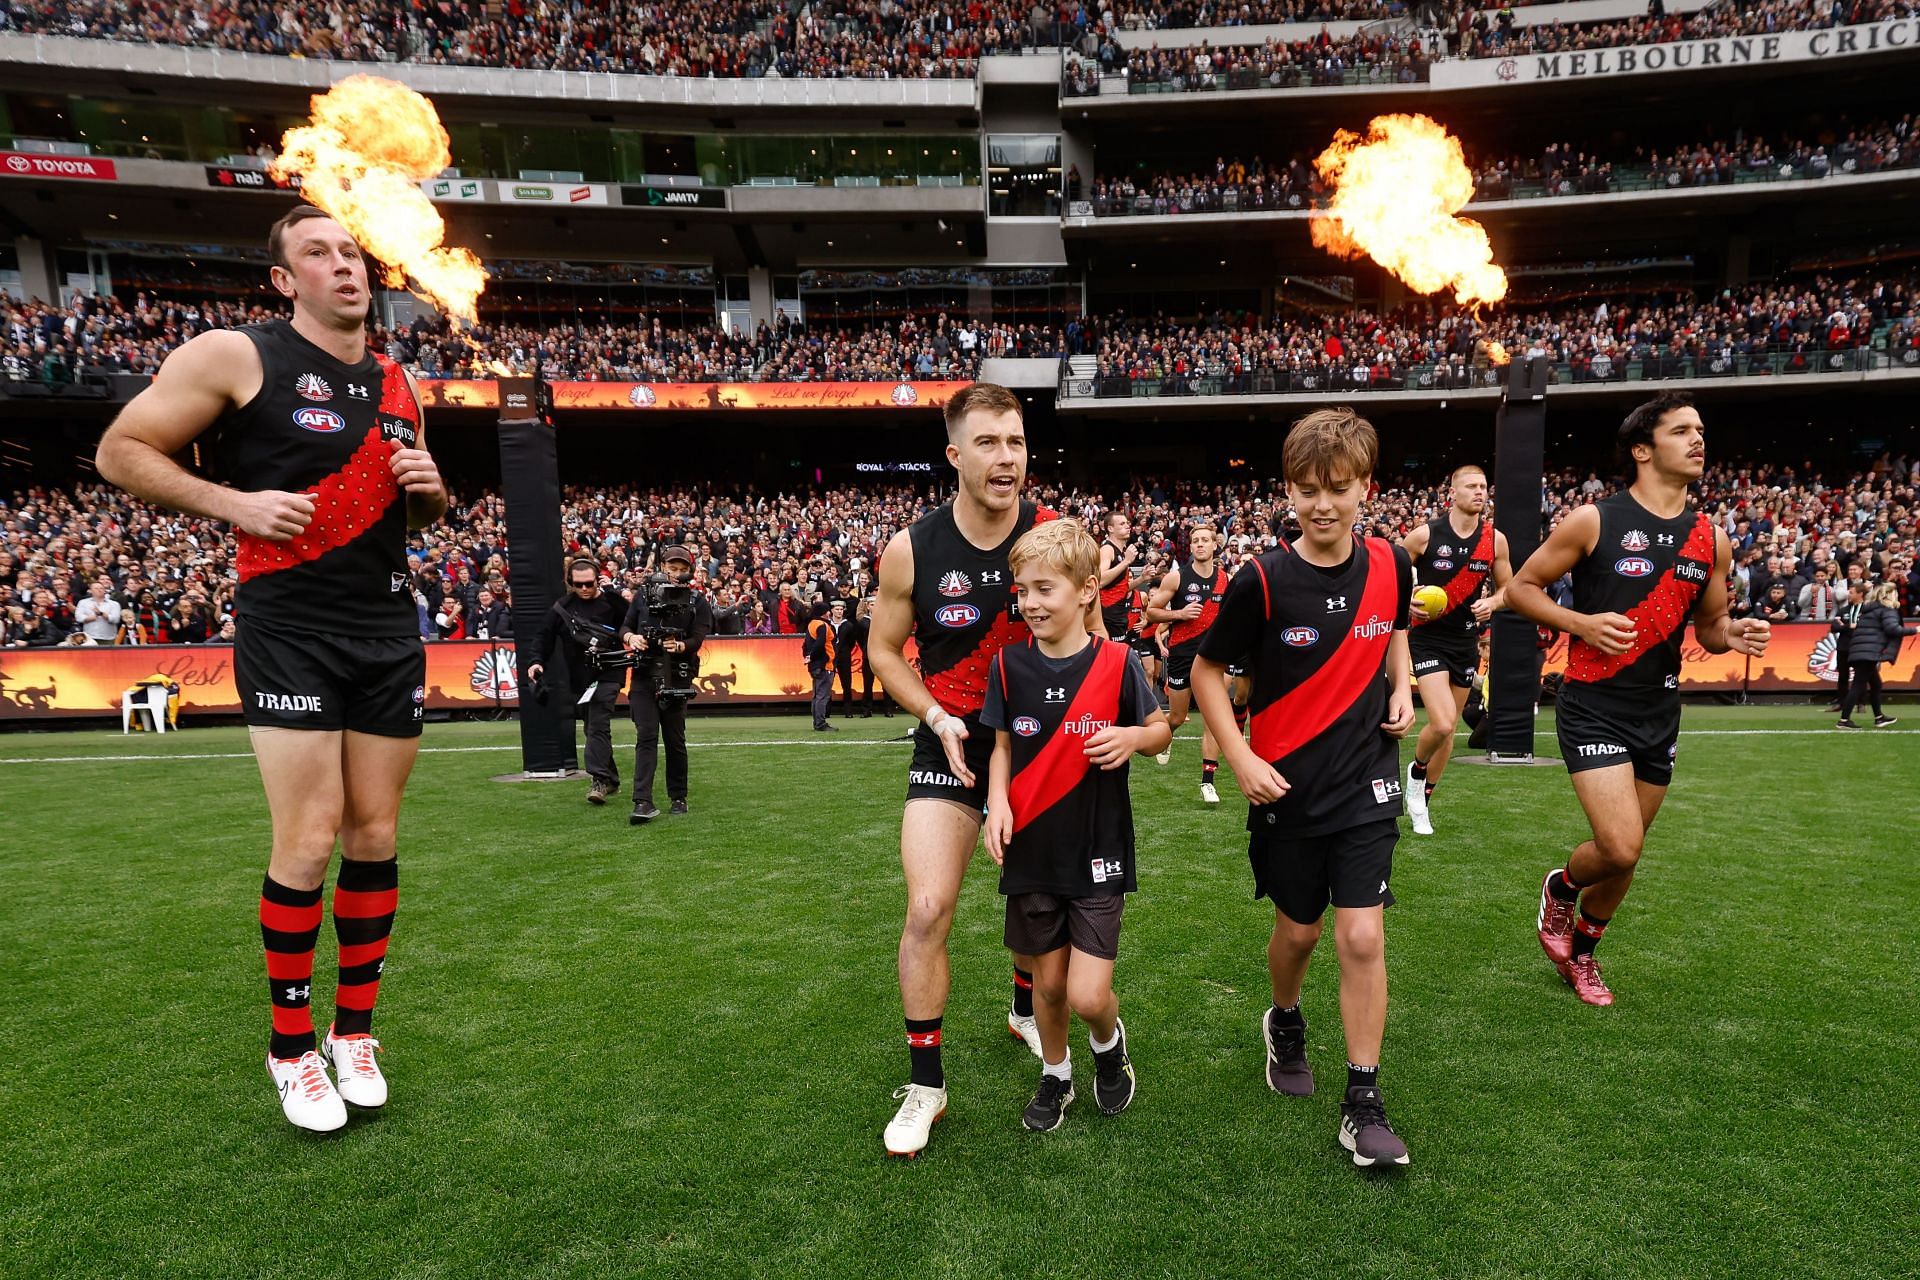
[1011,967,1034,1018]
[1202,758,1218,784]
[1547,868,1582,903]
[905,1016,943,1088]
[331,858,398,1038]
[1232,704,1249,734]
[261,874,323,1060]
[1571,910,1610,959]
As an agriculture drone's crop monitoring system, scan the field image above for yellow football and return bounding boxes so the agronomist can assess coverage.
[1413,585,1449,616]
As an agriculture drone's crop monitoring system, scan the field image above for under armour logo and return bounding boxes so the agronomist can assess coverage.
[1656,533,1675,546]
[284,984,311,1003]
[980,569,1004,584]
[1326,596,1348,610]
[1045,687,1067,702]
[347,383,370,400]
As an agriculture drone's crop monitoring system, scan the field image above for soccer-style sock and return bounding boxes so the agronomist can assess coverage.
[1232,704,1249,734]
[1089,1026,1119,1055]
[1270,1002,1305,1030]
[1410,758,1429,782]
[1425,782,1436,800]
[1011,967,1035,1019]
[1546,868,1582,902]
[1043,1050,1072,1082]
[331,858,398,1038]
[1347,1062,1380,1093]
[906,1017,944,1089]
[1202,758,1218,784]
[260,874,323,1060]
[1571,910,1610,959]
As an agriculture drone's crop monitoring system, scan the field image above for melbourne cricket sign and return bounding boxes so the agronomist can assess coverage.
[1431,16,1920,89]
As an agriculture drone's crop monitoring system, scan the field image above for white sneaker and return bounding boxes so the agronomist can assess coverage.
[1008,1007,1044,1058]
[1200,782,1220,805]
[1154,747,1172,766]
[883,1082,948,1157]
[267,1050,347,1133]
[324,1026,388,1108]
[1404,762,1429,825]
[1411,809,1434,836]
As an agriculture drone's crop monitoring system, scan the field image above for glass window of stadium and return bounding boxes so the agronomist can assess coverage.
[477,263,716,331]
[799,268,1077,329]
[987,136,1062,217]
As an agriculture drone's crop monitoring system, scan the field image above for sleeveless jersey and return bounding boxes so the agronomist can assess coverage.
[1098,540,1134,638]
[215,320,420,636]
[1411,514,1495,638]
[904,498,1055,717]
[1199,536,1413,837]
[1565,493,1715,697]
[1166,560,1228,653]
[992,637,1139,896]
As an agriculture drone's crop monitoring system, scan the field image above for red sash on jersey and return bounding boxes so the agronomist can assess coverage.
[1099,543,1131,608]
[1169,566,1227,647]
[1005,638,1127,834]
[1248,538,1398,763]
[1567,512,1715,683]
[1412,518,1495,629]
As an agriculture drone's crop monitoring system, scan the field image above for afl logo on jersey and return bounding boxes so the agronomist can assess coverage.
[1621,529,1650,552]
[1282,626,1319,648]
[1013,715,1041,737]
[294,373,332,402]
[935,603,981,628]
[937,570,973,598]
[1615,556,1655,578]
[1431,558,1454,571]
[292,407,346,434]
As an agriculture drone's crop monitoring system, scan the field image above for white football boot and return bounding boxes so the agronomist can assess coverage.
[267,1050,348,1133]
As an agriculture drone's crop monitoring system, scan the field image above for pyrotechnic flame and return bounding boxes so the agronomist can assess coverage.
[1310,114,1508,308]
[1485,340,1511,366]
[272,75,488,325]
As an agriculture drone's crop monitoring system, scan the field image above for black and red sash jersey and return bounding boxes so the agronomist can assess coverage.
[982,636,1155,897]
[213,320,420,636]
[1098,540,1134,638]
[902,498,1056,717]
[1199,536,1413,837]
[1166,559,1228,653]
[1565,493,1715,698]
[1412,514,1495,638]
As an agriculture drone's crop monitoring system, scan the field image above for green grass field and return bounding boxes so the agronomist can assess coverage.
[2,706,1914,1278]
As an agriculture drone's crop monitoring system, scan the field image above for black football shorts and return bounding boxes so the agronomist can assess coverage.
[1556,680,1680,786]
[1248,817,1399,925]
[906,714,993,813]
[1409,627,1478,689]
[1004,891,1125,962]
[236,618,425,738]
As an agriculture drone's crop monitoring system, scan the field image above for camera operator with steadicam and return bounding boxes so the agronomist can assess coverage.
[620,544,713,826]
[526,557,631,805]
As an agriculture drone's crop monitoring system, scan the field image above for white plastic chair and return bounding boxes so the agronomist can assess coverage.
[122,684,171,734]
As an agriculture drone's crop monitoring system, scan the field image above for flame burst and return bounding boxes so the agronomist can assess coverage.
[272,75,487,324]
[1310,113,1508,308]
[1484,340,1511,366]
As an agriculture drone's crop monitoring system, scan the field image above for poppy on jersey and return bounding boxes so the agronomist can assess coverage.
[1009,519,1100,649]
[943,382,1026,516]
[1284,407,1378,559]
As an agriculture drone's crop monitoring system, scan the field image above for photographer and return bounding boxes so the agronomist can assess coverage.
[621,544,713,824]
[528,557,630,805]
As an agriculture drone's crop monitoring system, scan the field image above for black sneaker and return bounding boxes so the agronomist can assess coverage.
[670,799,689,815]
[1836,719,1859,730]
[1263,1007,1314,1097]
[1339,1086,1410,1168]
[1022,1073,1075,1132]
[1875,715,1899,727]
[1092,1019,1136,1116]
[586,782,611,806]
[629,801,660,825]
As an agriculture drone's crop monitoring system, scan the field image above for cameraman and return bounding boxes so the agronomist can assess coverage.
[621,544,713,824]
[527,558,630,805]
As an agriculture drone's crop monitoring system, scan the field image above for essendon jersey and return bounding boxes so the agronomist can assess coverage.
[1099,541,1134,637]
[214,320,419,636]
[1199,536,1413,837]
[1412,515,1495,637]
[1166,559,1228,652]
[985,637,1152,897]
[1566,493,1716,696]
[904,498,1056,716]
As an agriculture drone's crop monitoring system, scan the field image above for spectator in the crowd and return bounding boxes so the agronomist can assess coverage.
[74,574,122,644]
[470,587,513,640]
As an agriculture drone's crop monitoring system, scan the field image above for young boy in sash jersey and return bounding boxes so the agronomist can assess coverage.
[983,520,1170,1132]
[1192,408,1417,1169]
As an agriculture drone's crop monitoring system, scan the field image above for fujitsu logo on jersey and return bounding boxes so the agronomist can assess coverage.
[937,570,973,597]
[1352,614,1393,640]
[1060,714,1113,736]
[1676,560,1708,582]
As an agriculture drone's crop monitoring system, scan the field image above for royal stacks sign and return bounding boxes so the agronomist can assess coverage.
[414,380,972,411]
[1432,16,1920,89]
[1,151,117,182]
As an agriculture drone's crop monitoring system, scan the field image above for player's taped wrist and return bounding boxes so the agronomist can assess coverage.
[925,705,964,737]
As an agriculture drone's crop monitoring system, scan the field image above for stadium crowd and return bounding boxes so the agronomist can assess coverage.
[9,270,1917,389]
[5,452,1916,654]
[1080,115,1920,215]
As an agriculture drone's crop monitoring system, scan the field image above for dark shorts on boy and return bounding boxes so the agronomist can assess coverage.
[905,713,993,812]
[1248,817,1398,925]
[1005,891,1125,962]
[1555,679,1680,787]
[236,618,426,737]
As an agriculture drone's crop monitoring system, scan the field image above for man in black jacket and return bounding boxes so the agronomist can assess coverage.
[621,545,713,823]
[470,587,514,641]
[803,599,837,732]
[527,558,629,805]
